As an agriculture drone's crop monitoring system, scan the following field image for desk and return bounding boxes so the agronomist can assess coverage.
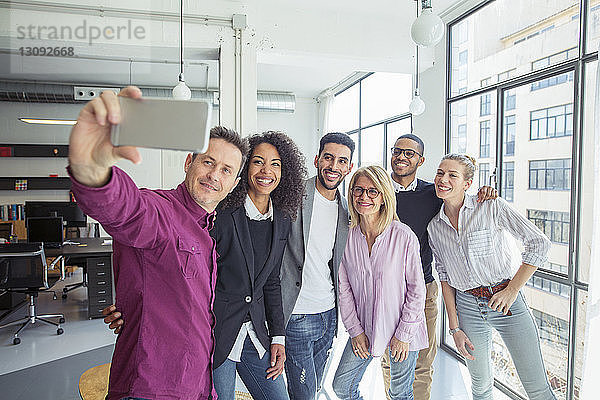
[47,238,113,319]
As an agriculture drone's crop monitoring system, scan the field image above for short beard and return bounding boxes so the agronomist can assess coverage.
[317,170,342,190]
[392,164,418,179]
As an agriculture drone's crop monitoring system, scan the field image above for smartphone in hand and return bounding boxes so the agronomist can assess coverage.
[111,97,212,153]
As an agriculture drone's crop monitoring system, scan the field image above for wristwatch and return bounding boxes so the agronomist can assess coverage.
[449,327,461,336]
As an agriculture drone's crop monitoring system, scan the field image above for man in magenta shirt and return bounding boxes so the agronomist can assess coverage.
[67,86,248,400]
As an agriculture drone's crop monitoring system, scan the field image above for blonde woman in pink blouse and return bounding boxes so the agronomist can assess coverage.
[332,165,428,400]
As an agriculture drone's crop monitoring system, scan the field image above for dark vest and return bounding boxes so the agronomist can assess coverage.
[395,179,443,284]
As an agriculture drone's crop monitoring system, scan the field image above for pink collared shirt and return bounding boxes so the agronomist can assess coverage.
[338,220,428,356]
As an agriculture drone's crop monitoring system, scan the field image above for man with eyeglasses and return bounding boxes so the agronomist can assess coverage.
[380,134,496,400]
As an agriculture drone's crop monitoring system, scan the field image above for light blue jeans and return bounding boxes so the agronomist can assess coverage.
[455,289,557,400]
[332,338,418,400]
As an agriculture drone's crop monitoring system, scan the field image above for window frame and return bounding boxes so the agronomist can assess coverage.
[333,73,413,195]
[444,1,594,399]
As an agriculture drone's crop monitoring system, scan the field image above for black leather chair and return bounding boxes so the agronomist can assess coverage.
[0,243,65,345]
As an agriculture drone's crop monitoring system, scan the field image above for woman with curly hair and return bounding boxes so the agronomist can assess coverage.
[211,131,307,400]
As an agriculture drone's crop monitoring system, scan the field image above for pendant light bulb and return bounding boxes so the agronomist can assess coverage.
[411,6,444,47]
[173,74,192,100]
[409,90,426,116]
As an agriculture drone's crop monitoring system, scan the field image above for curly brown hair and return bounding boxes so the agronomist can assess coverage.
[220,131,307,220]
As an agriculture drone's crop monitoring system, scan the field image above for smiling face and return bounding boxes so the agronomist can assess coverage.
[390,138,425,180]
[247,142,282,198]
[434,159,472,202]
[184,138,242,212]
[352,175,383,218]
[315,142,354,192]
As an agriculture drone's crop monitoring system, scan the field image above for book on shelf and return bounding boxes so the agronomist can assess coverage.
[0,204,25,221]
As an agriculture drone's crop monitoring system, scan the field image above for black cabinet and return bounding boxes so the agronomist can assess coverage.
[86,256,113,319]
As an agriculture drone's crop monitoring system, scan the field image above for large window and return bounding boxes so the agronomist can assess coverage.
[530,104,574,140]
[330,72,412,192]
[529,159,571,191]
[446,1,592,399]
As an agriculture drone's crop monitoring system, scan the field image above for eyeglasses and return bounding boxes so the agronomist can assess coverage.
[390,147,422,159]
[351,186,381,199]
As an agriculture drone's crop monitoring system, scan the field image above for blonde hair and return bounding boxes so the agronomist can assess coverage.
[347,165,399,234]
[441,153,477,180]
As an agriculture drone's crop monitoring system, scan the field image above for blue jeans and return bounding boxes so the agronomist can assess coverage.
[455,290,557,400]
[332,338,417,400]
[284,308,337,400]
[213,335,290,400]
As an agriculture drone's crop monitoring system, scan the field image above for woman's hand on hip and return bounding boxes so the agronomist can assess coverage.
[453,330,475,360]
[351,333,370,359]
[389,336,410,362]
[488,285,519,315]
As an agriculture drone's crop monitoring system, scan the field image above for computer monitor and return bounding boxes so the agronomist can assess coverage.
[26,217,64,247]
[25,201,87,228]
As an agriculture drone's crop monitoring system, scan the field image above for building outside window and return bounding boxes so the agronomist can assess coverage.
[532,310,569,347]
[458,50,468,93]
[529,159,571,191]
[528,277,571,299]
[527,209,570,245]
[479,163,490,187]
[504,115,515,156]
[497,68,516,82]
[530,104,574,140]
[502,161,514,202]
[480,120,491,158]
[504,89,516,110]
[456,124,467,153]
[531,71,574,91]
[480,93,492,116]
[532,47,578,71]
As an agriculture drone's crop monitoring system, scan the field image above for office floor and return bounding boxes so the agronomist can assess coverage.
[0,270,511,400]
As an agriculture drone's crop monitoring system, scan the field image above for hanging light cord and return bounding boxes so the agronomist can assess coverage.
[415,0,420,93]
[179,0,184,78]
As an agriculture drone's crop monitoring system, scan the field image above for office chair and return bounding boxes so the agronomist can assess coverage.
[0,222,12,241]
[0,243,65,345]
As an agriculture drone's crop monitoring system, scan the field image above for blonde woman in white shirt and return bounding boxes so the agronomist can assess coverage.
[427,154,556,400]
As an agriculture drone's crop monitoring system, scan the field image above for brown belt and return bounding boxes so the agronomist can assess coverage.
[465,279,512,316]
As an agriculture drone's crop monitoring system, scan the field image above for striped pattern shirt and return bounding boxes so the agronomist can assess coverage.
[427,194,551,292]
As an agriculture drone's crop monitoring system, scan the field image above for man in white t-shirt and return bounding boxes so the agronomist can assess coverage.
[280,132,355,400]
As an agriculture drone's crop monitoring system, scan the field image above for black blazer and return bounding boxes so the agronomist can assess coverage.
[211,205,291,369]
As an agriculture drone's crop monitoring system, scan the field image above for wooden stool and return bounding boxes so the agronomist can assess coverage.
[79,363,110,400]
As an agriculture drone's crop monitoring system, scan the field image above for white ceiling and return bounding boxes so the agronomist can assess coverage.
[0,0,463,97]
